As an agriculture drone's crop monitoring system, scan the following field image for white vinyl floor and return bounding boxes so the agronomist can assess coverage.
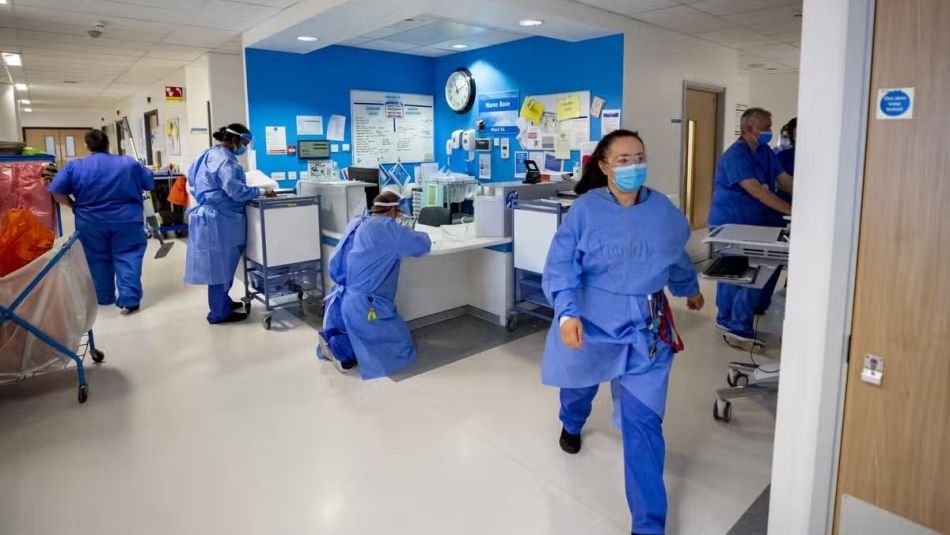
[0,240,779,535]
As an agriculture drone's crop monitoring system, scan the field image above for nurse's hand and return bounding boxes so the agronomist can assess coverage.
[560,318,584,350]
[687,293,705,311]
[263,189,277,198]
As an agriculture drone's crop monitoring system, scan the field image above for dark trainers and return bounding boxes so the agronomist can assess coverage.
[559,427,582,454]
[318,333,352,374]
[121,305,140,314]
[214,312,248,324]
[230,301,244,310]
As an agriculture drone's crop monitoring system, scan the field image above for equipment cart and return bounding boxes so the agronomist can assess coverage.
[506,199,570,331]
[702,224,790,423]
[243,195,325,330]
[0,233,105,403]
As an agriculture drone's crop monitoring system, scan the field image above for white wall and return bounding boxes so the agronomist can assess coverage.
[0,83,22,142]
[621,23,743,206]
[748,71,800,138]
[185,54,213,162]
[768,0,874,533]
[207,52,246,129]
[113,70,191,171]
[20,110,110,129]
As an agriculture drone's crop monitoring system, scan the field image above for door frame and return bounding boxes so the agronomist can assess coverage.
[766,0,876,533]
[679,81,725,218]
[143,109,159,165]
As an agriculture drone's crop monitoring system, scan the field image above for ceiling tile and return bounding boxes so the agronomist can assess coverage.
[337,37,372,47]
[146,44,207,61]
[384,21,485,46]
[163,27,234,48]
[357,40,419,52]
[722,4,803,36]
[741,42,799,61]
[409,47,452,57]
[694,27,775,48]
[575,0,680,16]
[634,5,734,34]
[467,30,525,46]
[686,0,801,17]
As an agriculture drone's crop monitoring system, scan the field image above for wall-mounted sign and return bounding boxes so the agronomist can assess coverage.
[164,86,184,102]
[876,87,914,120]
[479,90,520,134]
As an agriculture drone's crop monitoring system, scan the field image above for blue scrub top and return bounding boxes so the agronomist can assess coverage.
[48,152,154,224]
[778,147,795,175]
[708,139,785,227]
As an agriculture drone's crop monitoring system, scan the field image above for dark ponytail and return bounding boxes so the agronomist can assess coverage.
[575,129,645,195]
[212,123,250,144]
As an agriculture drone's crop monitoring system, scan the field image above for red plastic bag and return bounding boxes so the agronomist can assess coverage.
[0,162,57,231]
[0,209,55,276]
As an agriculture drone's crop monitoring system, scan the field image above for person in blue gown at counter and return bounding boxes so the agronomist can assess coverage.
[184,123,275,325]
[317,191,432,379]
[708,107,793,351]
[541,129,705,535]
[48,129,154,313]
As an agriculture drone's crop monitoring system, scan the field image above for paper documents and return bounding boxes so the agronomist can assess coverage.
[556,95,581,121]
[327,115,346,141]
[520,97,545,124]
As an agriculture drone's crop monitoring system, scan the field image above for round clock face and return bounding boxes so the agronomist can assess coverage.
[445,68,475,113]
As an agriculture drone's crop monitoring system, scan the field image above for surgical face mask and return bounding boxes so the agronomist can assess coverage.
[757,131,773,146]
[612,162,648,192]
[233,144,248,156]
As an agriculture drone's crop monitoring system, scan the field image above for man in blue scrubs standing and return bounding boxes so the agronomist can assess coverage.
[708,107,793,350]
[49,129,154,312]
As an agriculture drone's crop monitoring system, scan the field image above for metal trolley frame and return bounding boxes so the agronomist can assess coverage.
[0,233,105,403]
[242,195,325,330]
[506,200,567,332]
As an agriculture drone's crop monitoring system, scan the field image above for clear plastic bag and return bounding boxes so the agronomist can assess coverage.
[0,237,98,378]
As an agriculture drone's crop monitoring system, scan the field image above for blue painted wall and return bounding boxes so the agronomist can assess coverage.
[244,34,622,184]
[433,35,623,179]
[245,46,434,183]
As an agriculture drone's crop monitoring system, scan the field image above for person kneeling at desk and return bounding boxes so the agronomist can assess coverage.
[317,191,432,379]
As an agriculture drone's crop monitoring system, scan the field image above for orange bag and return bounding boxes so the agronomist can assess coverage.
[167,175,189,207]
[0,209,55,277]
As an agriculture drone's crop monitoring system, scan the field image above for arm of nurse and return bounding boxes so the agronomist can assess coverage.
[739,178,791,215]
[776,172,794,194]
[542,214,584,350]
[397,226,432,258]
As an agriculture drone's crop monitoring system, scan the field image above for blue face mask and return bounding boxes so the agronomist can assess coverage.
[757,131,773,146]
[613,163,648,192]
[233,144,248,156]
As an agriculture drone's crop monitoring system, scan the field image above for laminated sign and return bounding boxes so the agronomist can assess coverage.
[164,86,184,102]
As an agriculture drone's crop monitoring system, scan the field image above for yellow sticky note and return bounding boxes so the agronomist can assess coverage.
[557,95,581,121]
[520,97,545,125]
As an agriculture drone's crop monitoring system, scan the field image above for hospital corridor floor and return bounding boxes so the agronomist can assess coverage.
[0,241,777,535]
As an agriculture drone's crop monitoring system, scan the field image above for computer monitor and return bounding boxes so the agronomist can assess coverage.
[347,167,380,210]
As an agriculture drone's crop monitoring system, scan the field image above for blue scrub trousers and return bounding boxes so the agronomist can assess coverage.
[75,220,146,308]
[206,245,242,324]
[318,293,358,366]
[715,270,779,338]
[559,382,670,534]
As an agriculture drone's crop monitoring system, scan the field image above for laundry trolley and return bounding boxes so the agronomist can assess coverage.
[243,195,325,330]
[506,199,571,331]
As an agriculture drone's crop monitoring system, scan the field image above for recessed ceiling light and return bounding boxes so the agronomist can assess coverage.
[15,83,28,91]
[2,53,22,66]
[20,99,30,104]
[296,36,318,42]
[23,107,32,112]
[451,43,468,50]
[519,19,543,27]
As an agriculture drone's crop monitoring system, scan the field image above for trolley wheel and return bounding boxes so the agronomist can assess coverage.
[262,315,273,330]
[505,314,518,332]
[727,369,749,387]
[244,302,251,314]
[298,291,304,301]
[713,398,732,423]
[90,348,105,363]
[78,384,89,404]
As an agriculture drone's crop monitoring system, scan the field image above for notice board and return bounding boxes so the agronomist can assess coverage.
[350,90,435,166]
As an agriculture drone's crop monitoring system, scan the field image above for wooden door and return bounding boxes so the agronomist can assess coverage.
[835,0,950,532]
[684,88,719,229]
[22,127,92,167]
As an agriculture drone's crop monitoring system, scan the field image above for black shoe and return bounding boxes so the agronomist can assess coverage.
[214,312,248,324]
[230,301,244,310]
[121,305,140,314]
[559,427,581,454]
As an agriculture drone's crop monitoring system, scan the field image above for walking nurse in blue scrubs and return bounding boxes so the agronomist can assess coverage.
[49,129,154,312]
[184,123,274,324]
[542,130,704,535]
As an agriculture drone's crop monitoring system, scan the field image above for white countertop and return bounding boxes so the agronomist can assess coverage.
[322,222,511,256]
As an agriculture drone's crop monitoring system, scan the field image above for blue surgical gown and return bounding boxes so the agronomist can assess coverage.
[321,215,432,380]
[541,187,699,417]
[708,139,786,228]
[184,146,260,286]
[48,152,154,224]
